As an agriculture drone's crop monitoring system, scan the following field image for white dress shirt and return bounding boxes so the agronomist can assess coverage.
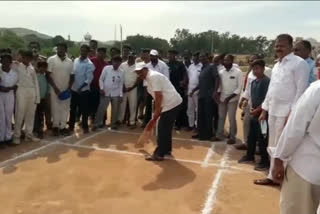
[262,53,309,117]
[218,66,243,102]
[187,62,202,93]
[146,70,182,113]
[242,67,272,100]
[146,60,169,79]
[120,62,137,88]
[99,65,124,97]
[274,80,320,185]
[47,55,74,90]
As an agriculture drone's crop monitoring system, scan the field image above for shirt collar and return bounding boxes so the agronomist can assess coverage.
[279,52,294,63]
[79,57,89,63]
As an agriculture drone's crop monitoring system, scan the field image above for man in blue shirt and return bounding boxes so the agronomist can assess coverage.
[69,44,95,133]
[294,40,315,84]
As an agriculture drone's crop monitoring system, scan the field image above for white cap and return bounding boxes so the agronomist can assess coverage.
[134,62,148,71]
[150,49,159,56]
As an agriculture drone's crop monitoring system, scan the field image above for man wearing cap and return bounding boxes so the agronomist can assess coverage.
[135,62,182,161]
[167,49,188,130]
[118,52,139,128]
[0,53,18,146]
[186,51,202,130]
[142,49,170,127]
[47,42,74,136]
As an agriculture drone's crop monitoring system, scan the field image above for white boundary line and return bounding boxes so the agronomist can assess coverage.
[202,143,215,168]
[74,129,108,145]
[201,146,232,214]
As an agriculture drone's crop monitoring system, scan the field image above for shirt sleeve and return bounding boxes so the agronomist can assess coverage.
[47,57,53,73]
[99,67,107,90]
[149,76,162,91]
[162,63,170,79]
[84,63,95,85]
[119,72,124,97]
[233,69,243,95]
[274,85,320,161]
[243,78,251,99]
[292,60,309,110]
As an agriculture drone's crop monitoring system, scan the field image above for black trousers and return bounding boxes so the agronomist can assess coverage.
[212,100,219,132]
[69,90,90,130]
[34,98,46,133]
[89,87,100,120]
[154,105,179,157]
[175,94,188,128]
[198,97,216,139]
[143,93,153,125]
[246,116,269,164]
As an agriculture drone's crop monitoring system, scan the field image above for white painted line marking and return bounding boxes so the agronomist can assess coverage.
[74,129,108,145]
[202,143,215,168]
[201,146,231,214]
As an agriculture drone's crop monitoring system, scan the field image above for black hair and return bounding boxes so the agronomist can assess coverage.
[142,48,150,53]
[90,40,98,46]
[276,34,293,46]
[80,44,90,52]
[21,50,33,58]
[112,55,122,62]
[110,47,121,54]
[0,48,11,54]
[37,61,48,68]
[300,40,312,51]
[251,59,265,68]
[0,54,13,61]
[97,47,107,53]
[225,54,234,61]
[56,42,68,50]
[28,41,41,50]
[123,44,132,50]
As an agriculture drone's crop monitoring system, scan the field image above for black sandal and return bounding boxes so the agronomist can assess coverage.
[145,155,164,161]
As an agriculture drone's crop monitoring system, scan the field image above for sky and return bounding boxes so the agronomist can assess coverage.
[1,1,320,42]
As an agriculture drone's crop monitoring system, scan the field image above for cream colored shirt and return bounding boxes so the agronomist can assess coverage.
[120,62,137,88]
[218,66,243,102]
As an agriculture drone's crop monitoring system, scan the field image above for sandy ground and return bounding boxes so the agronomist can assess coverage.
[0,107,280,214]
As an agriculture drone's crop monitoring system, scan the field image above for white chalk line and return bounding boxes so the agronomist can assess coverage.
[201,146,232,214]
[74,129,108,145]
[202,143,215,168]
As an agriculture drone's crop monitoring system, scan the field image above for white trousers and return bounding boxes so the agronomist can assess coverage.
[50,90,70,129]
[14,88,37,138]
[118,88,137,125]
[0,92,14,141]
[187,92,198,127]
[267,115,287,179]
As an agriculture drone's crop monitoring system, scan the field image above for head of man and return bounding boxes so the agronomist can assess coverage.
[28,41,40,57]
[123,44,132,58]
[127,52,136,65]
[80,44,90,59]
[248,54,260,66]
[192,52,200,64]
[199,52,210,65]
[110,47,121,58]
[251,59,266,78]
[97,47,107,60]
[150,49,159,64]
[168,49,178,62]
[56,42,68,58]
[294,40,312,60]
[223,54,234,70]
[112,55,122,70]
[141,48,150,62]
[89,40,98,50]
[135,63,149,80]
[183,50,192,61]
[275,34,293,60]
[0,54,12,70]
[20,50,33,66]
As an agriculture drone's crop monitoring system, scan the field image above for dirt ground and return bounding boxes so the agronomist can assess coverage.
[0,117,280,214]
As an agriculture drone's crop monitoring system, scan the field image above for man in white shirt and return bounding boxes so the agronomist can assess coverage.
[13,50,40,144]
[47,42,74,136]
[118,52,139,128]
[216,54,243,144]
[255,34,310,186]
[94,56,124,130]
[272,81,320,214]
[237,54,272,150]
[142,49,169,127]
[0,53,18,146]
[187,52,202,129]
[135,62,182,161]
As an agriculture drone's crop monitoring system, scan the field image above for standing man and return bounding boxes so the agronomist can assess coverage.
[216,54,243,144]
[190,52,219,141]
[118,52,139,128]
[47,42,74,136]
[272,81,320,214]
[183,50,192,69]
[255,34,310,186]
[167,49,188,130]
[68,44,95,134]
[89,47,108,123]
[294,40,316,84]
[186,52,202,130]
[13,50,40,144]
[142,49,169,127]
[135,63,182,161]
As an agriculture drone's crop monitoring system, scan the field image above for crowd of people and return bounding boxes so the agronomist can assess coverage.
[0,33,320,213]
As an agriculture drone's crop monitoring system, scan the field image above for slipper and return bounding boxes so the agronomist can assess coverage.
[253,178,279,186]
[145,155,164,161]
